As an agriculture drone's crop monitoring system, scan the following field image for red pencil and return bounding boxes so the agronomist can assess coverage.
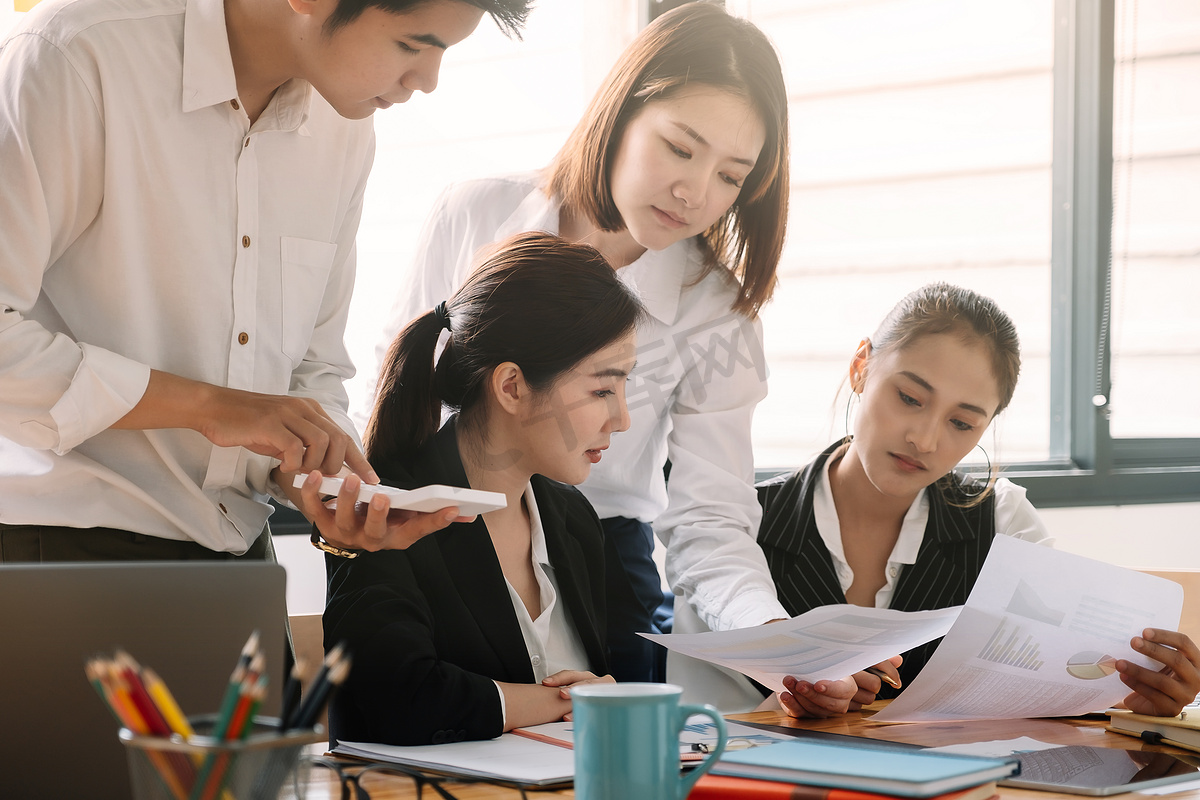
[115,651,174,738]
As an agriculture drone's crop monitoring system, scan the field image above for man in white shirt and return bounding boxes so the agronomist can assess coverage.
[0,0,530,561]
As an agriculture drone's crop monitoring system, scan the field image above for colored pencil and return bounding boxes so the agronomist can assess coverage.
[189,653,266,800]
[277,657,305,732]
[98,660,191,800]
[84,635,281,800]
[285,642,345,730]
[196,674,268,800]
[144,666,195,741]
[115,654,199,796]
[116,651,174,738]
[85,658,123,723]
[292,654,351,730]
[236,630,261,671]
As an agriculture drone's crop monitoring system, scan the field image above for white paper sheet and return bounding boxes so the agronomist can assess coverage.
[516,717,793,761]
[641,604,961,693]
[873,536,1184,722]
[929,737,1083,757]
[333,735,576,785]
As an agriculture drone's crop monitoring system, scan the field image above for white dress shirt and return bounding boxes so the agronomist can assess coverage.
[0,0,373,551]
[493,483,592,725]
[370,173,789,632]
[811,464,1055,606]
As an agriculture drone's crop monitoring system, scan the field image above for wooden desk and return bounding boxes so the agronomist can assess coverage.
[291,705,1200,800]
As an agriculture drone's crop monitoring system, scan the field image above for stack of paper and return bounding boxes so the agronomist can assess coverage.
[333,735,575,788]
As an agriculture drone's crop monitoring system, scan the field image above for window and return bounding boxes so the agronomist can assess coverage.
[740,0,1056,471]
[1107,0,1200,441]
[738,0,1200,506]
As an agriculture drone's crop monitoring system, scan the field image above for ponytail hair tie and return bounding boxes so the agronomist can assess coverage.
[432,301,452,332]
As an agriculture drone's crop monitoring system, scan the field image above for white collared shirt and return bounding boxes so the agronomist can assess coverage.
[811,457,1055,607]
[0,0,373,550]
[370,173,788,632]
[504,484,591,679]
[493,483,590,724]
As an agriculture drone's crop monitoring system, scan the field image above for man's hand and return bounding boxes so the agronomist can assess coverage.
[281,469,470,551]
[116,370,377,480]
[1116,628,1200,717]
[199,390,376,479]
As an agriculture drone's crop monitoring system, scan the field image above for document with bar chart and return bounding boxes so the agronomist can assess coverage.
[873,536,1183,722]
[641,603,962,693]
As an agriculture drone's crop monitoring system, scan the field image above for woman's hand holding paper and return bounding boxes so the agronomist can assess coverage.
[1117,628,1200,717]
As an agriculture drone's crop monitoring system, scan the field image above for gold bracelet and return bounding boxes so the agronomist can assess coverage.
[310,530,360,559]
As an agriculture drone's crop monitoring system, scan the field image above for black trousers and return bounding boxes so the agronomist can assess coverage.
[0,523,272,562]
[602,516,674,683]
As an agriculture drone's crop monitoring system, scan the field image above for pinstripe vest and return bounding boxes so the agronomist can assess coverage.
[756,439,996,698]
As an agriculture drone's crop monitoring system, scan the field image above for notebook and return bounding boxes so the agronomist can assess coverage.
[0,560,288,800]
[1107,704,1200,753]
[712,739,1020,798]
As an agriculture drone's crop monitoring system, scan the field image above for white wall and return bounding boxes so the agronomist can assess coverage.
[1041,502,1200,571]
[275,534,329,616]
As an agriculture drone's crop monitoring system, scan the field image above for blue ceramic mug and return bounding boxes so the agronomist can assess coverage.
[572,682,727,800]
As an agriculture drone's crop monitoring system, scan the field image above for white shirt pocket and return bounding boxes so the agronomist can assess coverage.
[280,236,337,363]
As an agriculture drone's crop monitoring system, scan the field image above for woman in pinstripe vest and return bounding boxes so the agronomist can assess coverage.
[761,284,1198,720]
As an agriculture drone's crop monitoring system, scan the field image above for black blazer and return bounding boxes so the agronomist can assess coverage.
[324,419,611,745]
[756,438,996,697]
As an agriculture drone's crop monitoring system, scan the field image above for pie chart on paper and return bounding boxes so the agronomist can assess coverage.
[1065,651,1118,680]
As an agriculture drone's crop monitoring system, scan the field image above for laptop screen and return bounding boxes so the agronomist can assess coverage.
[0,561,288,800]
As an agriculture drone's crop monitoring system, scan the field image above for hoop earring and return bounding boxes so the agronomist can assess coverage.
[843,391,860,441]
[959,443,992,498]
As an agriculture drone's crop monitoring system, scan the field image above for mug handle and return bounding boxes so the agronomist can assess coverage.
[675,703,727,800]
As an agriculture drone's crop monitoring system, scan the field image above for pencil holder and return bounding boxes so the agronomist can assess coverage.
[119,715,325,800]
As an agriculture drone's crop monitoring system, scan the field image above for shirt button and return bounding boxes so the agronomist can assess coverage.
[531,655,542,667]
[231,99,240,110]
[242,235,251,248]
[243,138,250,148]
[238,332,250,345]
[218,503,228,513]
[889,567,898,577]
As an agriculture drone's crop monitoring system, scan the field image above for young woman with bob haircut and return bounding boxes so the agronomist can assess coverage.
[369,0,794,684]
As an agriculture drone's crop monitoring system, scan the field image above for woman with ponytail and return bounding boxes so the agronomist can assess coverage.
[324,232,646,745]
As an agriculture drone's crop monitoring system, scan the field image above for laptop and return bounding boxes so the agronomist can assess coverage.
[0,561,288,800]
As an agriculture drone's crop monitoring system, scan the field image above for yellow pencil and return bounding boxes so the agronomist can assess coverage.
[144,668,195,739]
[144,668,236,800]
